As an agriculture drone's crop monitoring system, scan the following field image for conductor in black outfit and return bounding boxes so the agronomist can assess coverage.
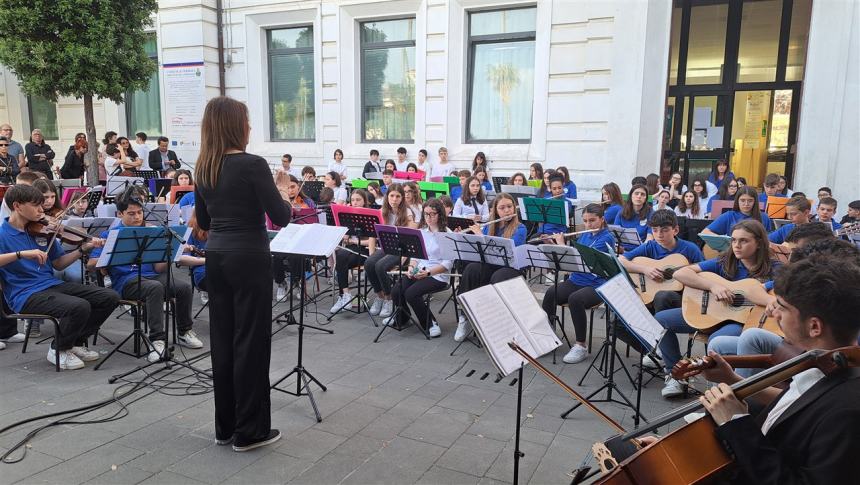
[194,97,291,452]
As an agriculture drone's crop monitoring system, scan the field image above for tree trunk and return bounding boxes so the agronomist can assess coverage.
[83,94,99,187]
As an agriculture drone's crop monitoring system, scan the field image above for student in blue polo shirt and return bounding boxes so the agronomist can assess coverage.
[759,173,781,204]
[533,174,571,241]
[88,189,203,364]
[556,166,577,199]
[703,186,773,235]
[768,196,811,244]
[620,209,704,311]
[178,211,208,305]
[654,219,777,398]
[813,196,842,231]
[613,184,652,251]
[0,185,119,369]
[541,203,616,365]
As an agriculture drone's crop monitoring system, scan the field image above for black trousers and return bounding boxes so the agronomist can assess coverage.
[457,262,522,295]
[206,250,273,443]
[18,282,119,350]
[390,276,447,327]
[653,290,681,313]
[122,273,194,341]
[541,280,602,343]
[272,254,306,285]
[334,246,367,291]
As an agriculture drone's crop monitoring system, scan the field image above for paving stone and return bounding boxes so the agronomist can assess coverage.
[417,465,481,485]
[437,384,501,415]
[32,427,121,460]
[341,436,446,485]
[399,406,475,448]
[138,470,208,485]
[313,401,386,437]
[85,465,154,485]
[276,428,347,461]
[436,433,507,477]
[0,449,62,484]
[165,441,271,483]
[484,439,548,484]
[24,443,144,484]
[126,434,213,473]
[221,451,312,485]
[288,450,369,485]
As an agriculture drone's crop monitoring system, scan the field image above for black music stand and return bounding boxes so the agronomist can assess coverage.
[83,189,105,217]
[327,211,380,322]
[135,169,161,182]
[607,225,642,250]
[446,216,474,232]
[372,225,430,341]
[491,176,508,194]
[303,181,325,203]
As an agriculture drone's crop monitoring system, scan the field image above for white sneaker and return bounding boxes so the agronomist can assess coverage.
[454,315,470,342]
[200,291,209,304]
[178,330,203,349]
[661,376,686,398]
[0,332,25,343]
[276,284,287,301]
[428,321,441,338]
[70,346,100,362]
[382,314,397,327]
[563,344,589,364]
[643,354,661,369]
[379,300,394,318]
[330,293,352,314]
[147,340,166,363]
[0,341,6,350]
[47,348,85,370]
[368,298,383,316]
[104,275,112,288]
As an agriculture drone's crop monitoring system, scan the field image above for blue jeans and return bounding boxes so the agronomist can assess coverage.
[655,307,743,373]
[708,328,784,378]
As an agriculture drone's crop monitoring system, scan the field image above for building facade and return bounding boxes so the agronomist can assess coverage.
[0,0,856,199]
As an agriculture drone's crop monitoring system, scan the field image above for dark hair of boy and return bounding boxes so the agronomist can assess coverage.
[282,154,292,162]
[382,169,394,176]
[4,184,44,208]
[819,197,838,208]
[105,143,120,156]
[764,173,780,187]
[397,147,407,154]
[419,149,428,157]
[157,136,169,144]
[791,191,806,199]
[318,187,334,204]
[631,176,647,186]
[648,209,678,228]
[370,149,379,157]
[789,237,859,265]
[15,171,41,185]
[457,169,471,178]
[818,187,832,195]
[785,222,834,245]
[301,166,315,176]
[116,188,145,212]
[135,132,147,141]
[786,195,811,212]
[849,200,860,211]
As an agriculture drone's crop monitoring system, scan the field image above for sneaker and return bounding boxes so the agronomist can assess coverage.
[27,320,41,338]
[276,284,287,301]
[382,314,397,327]
[47,348,85,370]
[642,354,661,369]
[200,291,209,304]
[330,293,352,314]
[563,344,589,364]
[368,298,383,316]
[104,275,112,288]
[661,376,686,398]
[454,315,470,342]
[0,341,6,350]
[428,321,441,338]
[0,332,26,343]
[70,346,100,362]
[178,330,204,349]
[379,300,394,318]
[233,429,281,452]
[147,340,166,363]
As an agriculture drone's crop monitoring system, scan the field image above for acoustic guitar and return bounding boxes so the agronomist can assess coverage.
[681,272,770,333]
[627,253,690,305]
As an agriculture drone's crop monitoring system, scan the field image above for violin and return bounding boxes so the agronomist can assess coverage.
[671,342,802,381]
[26,216,94,247]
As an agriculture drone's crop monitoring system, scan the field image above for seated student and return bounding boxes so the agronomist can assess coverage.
[452,176,489,223]
[454,194,527,339]
[384,159,398,174]
[301,165,316,182]
[415,149,429,176]
[449,169,470,201]
[686,253,860,484]
[675,190,706,220]
[279,153,302,178]
[812,196,841,230]
[705,177,739,217]
[330,189,376,314]
[540,169,556,198]
[706,159,734,193]
[272,175,316,300]
[768,195,811,244]
[555,166,577,199]
[366,184,415,319]
[655,219,777,398]
[759,173,781,204]
[664,172,687,205]
[776,175,793,197]
[367,181,384,206]
[406,163,419,173]
[438,195,454,216]
[811,186,831,213]
[328,148,348,181]
[528,162,543,182]
[66,192,90,218]
[702,186,773,235]
[645,173,661,196]
[386,198,453,337]
[601,182,624,225]
[540,203,615,364]
[0,185,119,368]
[317,187,334,206]
[403,181,423,224]
[652,189,672,212]
[473,166,493,193]
[380,169,394,195]
[88,190,203,363]
[362,149,383,178]
[173,169,193,187]
[324,171,348,204]
[613,184,652,251]
[841,200,860,225]
[508,172,527,186]
[178,211,209,304]
[533,174,571,241]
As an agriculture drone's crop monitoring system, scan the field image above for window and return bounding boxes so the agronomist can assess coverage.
[268,26,315,141]
[28,96,58,140]
[466,7,536,143]
[126,35,162,136]
[736,0,782,83]
[360,18,416,142]
[685,3,729,85]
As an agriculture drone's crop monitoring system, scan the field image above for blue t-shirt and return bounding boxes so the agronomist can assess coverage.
[481,181,493,192]
[707,172,734,191]
[603,204,622,226]
[483,223,527,247]
[768,223,796,244]
[705,210,773,235]
[758,192,771,204]
[0,219,65,312]
[179,192,196,208]
[564,181,577,199]
[450,185,463,201]
[613,208,652,250]
[622,238,704,264]
[90,223,160,295]
[569,228,615,288]
[186,233,207,287]
[697,257,780,282]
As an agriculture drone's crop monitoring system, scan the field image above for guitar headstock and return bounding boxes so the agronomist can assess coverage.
[836,222,860,237]
[671,355,714,380]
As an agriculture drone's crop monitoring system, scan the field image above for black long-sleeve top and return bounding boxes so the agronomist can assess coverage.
[61,145,85,179]
[25,141,55,175]
[194,152,291,253]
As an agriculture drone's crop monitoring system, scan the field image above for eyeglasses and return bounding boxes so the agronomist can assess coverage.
[0,144,8,147]
[423,211,438,217]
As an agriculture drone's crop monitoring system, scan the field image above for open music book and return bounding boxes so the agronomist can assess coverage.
[458,277,561,376]
[270,223,348,257]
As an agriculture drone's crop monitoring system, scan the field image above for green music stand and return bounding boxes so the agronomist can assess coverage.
[520,197,569,226]
[418,181,449,200]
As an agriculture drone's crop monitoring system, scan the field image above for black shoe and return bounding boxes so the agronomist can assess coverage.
[215,434,235,446]
[232,429,281,452]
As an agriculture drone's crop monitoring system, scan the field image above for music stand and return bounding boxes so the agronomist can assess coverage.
[418,181,450,201]
[135,169,161,180]
[328,205,383,321]
[106,176,144,198]
[143,203,181,226]
[373,225,432,342]
[607,225,642,249]
[303,181,325,203]
[501,184,539,202]
[364,171,384,181]
[766,196,790,219]
[519,197,569,227]
[446,216,474,232]
[169,184,194,204]
[491,176,508,194]
[270,223,348,422]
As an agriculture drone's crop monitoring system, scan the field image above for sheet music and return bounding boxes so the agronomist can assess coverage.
[106,176,145,196]
[608,225,642,246]
[516,244,551,269]
[145,203,181,226]
[175,227,193,263]
[494,277,561,355]
[270,223,348,257]
[180,205,194,224]
[95,230,120,268]
[63,217,119,236]
[698,233,731,251]
[96,203,117,218]
[596,274,665,352]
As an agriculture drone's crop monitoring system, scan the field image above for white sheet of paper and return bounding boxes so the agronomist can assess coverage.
[174,227,193,263]
[693,107,712,129]
[494,277,561,356]
[270,223,348,257]
[64,217,120,236]
[145,203,181,226]
[95,230,119,268]
[433,232,516,267]
[596,274,665,351]
[97,203,117,218]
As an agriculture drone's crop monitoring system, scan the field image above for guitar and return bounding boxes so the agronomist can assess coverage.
[681,272,770,332]
[627,253,690,305]
[744,301,784,337]
[835,221,860,238]
[671,342,801,380]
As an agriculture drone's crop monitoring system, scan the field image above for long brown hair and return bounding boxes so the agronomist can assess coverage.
[382,183,410,226]
[733,186,763,223]
[621,184,651,220]
[676,189,700,216]
[720,219,773,281]
[188,210,209,242]
[488,193,521,239]
[601,182,623,206]
[195,97,250,189]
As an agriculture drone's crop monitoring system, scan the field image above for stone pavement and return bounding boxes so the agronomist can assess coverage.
[0,276,694,484]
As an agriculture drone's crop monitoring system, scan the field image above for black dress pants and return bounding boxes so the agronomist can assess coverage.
[206,250,273,443]
[457,262,522,295]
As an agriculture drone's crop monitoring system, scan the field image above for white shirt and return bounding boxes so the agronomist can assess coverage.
[134,143,150,164]
[327,161,348,181]
[104,156,118,173]
[332,186,348,204]
[413,228,454,283]
[429,162,456,179]
[409,204,422,225]
[761,368,825,435]
[674,205,706,220]
[452,197,489,222]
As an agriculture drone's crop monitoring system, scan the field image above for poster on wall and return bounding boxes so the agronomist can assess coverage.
[743,93,766,149]
[163,61,205,167]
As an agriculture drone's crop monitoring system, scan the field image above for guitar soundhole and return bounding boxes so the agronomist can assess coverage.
[729,292,746,308]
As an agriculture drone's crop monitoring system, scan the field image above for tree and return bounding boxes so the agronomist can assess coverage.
[0,0,159,185]
[487,63,521,139]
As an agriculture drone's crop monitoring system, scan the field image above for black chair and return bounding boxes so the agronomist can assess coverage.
[0,280,63,372]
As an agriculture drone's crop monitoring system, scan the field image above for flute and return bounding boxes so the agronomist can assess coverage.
[387,271,460,278]
[527,228,598,244]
